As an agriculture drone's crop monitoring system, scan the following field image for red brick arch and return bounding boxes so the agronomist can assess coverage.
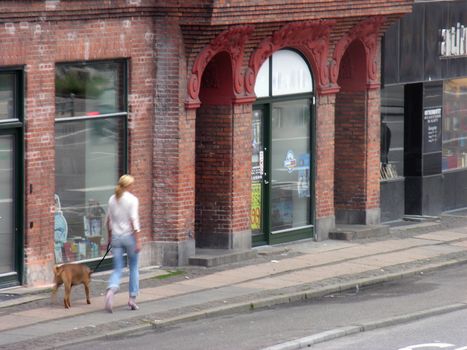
[185,25,254,109]
[245,20,335,97]
[330,16,386,90]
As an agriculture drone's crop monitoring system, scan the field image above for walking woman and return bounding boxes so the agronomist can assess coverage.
[105,174,141,312]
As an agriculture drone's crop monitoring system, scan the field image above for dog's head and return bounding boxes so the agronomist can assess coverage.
[53,264,64,276]
[53,264,65,284]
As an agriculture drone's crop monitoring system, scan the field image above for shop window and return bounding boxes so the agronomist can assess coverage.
[54,61,126,264]
[380,85,404,180]
[442,78,467,171]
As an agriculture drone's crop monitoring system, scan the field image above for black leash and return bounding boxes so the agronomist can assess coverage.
[93,242,112,273]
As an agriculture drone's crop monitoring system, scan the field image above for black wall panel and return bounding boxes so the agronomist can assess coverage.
[382,23,400,85]
[383,0,467,86]
[424,2,447,81]
[399,8,425,83]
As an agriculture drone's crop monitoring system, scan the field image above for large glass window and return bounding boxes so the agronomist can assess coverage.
[380,85,404,180]
[442,78,467,171]
[54,61,127,264]
[0,135,14,273]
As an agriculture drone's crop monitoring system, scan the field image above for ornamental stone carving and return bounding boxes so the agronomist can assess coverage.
[330,16,385,89]
[186,25,254,109]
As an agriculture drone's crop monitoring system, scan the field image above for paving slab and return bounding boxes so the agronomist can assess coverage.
[416,231,467,241]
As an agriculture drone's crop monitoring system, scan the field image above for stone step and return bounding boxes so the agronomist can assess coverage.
[329,224,390,241]
[189,249,257,267]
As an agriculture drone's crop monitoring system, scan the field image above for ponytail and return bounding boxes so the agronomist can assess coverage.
[115,174,135,200]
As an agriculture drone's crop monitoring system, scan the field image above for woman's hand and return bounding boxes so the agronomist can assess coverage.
[135,234,142,253]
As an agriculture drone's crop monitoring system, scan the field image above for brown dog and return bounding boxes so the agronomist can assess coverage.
[52,263,92,309]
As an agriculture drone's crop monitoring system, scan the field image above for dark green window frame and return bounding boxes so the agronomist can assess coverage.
[0,67,24,288]
[54,60,128,270]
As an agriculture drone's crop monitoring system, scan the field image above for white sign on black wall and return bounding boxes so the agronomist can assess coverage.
[423,107,442,153]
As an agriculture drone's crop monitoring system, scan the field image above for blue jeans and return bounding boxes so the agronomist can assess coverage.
[107,234,139,298]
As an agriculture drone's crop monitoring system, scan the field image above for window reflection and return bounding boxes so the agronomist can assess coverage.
[0,73,15,120]
[271,100,311,232]
[55,118,124,262]
[0,135,14,273]
[56,62,125,118]
[380,85,404,180]
[442,78,467,171]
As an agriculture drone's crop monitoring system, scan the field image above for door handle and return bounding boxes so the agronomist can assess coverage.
[264,180,269,185]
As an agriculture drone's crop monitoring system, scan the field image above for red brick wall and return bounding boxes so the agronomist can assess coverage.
[0,6,155,285]
[335,90,367,211]
[153,15,196,243]
[195,104,233,247]
[315,95,336,219]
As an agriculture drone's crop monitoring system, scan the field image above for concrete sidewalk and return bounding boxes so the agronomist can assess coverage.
[2,213,467,350]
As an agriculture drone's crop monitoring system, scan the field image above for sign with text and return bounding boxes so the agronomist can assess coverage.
[423,107,442,153]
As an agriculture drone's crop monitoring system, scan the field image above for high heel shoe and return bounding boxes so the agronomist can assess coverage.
[128,299,139,310]
[105,289,114,313]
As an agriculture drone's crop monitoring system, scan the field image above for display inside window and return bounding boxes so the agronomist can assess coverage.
[442,78,467,171]
[380,85,404,180]
[56,61,125,119]
[54,61,126,264]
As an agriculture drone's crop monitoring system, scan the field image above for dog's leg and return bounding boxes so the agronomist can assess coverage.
[51,283,59,304]
[84,282,91,305]
[64,282,71,308]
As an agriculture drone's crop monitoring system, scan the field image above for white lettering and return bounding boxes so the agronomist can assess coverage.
[440,23,467,58]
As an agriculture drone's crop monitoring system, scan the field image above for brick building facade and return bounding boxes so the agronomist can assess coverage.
[0,0,413,288]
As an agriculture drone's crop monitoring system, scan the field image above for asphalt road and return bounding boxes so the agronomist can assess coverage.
[312,308,467,350]
[64,262,467,350]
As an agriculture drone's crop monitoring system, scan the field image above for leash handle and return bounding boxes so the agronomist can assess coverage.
[93,242,112,273]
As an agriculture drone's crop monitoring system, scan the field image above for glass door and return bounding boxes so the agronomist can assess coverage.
[0,130,21,286]
[252,99,313,246]
[270,99,312,235]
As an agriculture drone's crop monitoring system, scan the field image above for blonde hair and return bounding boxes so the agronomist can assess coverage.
[115,174,135,200]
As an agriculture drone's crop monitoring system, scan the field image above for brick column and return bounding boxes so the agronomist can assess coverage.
[152,16,195,265]
[366,87,381,218]
[314,94,336,240]
[231,103,252,249]
[195,103,252,250]
[24,64,56,285]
